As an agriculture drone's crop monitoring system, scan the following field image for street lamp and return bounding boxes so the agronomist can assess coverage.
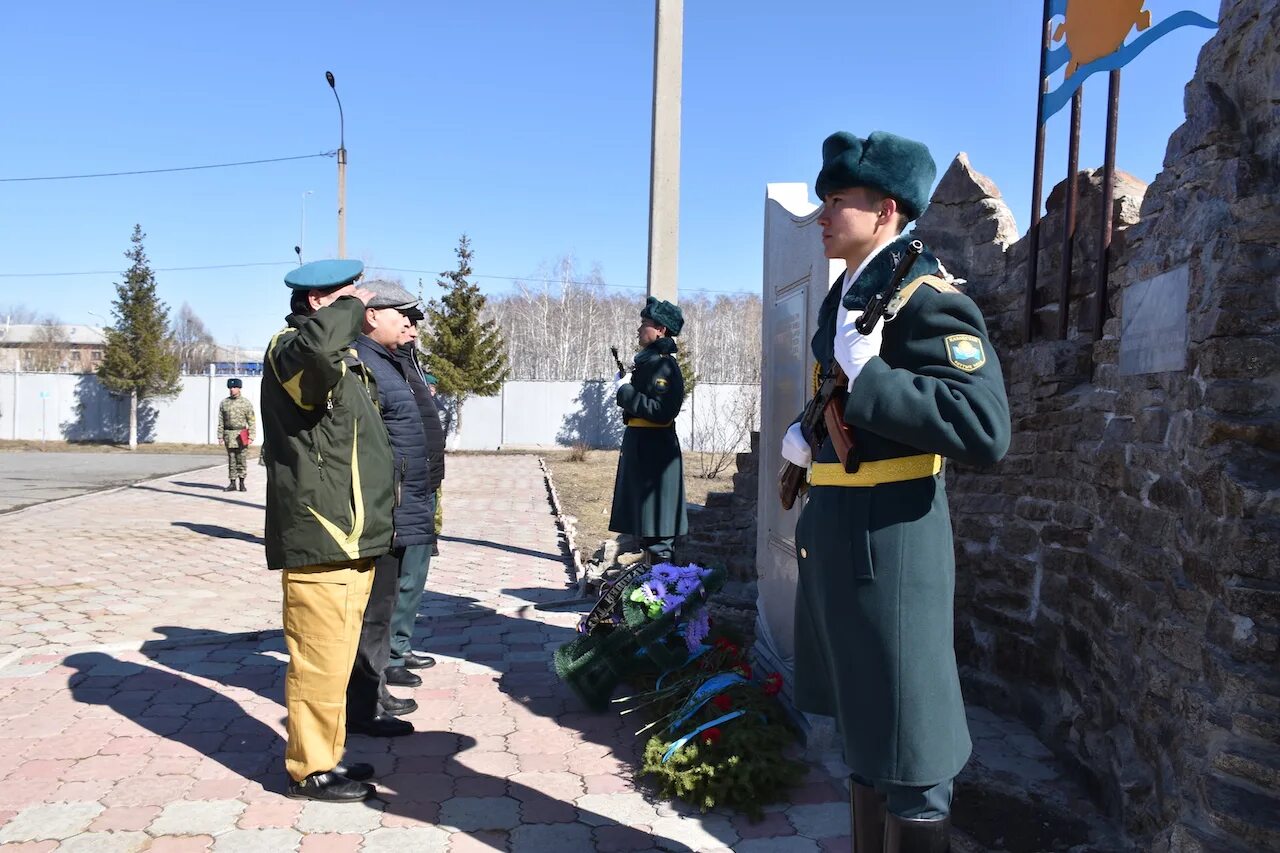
[326,70,347,258]
[299,189,314,262]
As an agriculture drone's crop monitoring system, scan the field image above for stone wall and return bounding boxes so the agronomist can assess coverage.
[915,1,1279,848]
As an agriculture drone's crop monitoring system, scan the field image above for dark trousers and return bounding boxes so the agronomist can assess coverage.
[345,547,401,722]
[641,536,675,563]
[851,773,953,818]
[388,543,432,666]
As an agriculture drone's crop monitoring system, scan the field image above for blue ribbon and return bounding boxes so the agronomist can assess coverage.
[667,672,746,732]
[655,644,710,690]
[661,710,744,763]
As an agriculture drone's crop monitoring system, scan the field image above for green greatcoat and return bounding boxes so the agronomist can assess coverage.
[793,235,1011,787]
[608,336,689,539]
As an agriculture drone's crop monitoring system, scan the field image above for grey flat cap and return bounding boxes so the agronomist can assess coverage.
[363,279,420,310]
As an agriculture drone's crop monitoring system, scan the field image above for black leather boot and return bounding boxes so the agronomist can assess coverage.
[851,780,886,853]
[379,684,418,717]
[225,481,237,492]
[884,813,950,853]
[238,477,247,492]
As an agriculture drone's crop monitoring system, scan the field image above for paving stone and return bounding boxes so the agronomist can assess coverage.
[576,792,662,827]
[149,800,247,836]
[0,802,103,842]
[56,831,151,852]
[736,838,821,853]
[295,800,386,834]
[296,835,362,853]
[509,822,595,852]
[446,830,509,852]
[210,829,303,852]
[650,815,740,851]
[360,826,451,852]
[138,836,215,852]
[437,796,522,831]
[787,802,850,839]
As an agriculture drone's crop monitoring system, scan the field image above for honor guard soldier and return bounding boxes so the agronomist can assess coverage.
[262,259,395,802]
[608,297,688,564]
[780,132,1011,851]
[217,378,256,491]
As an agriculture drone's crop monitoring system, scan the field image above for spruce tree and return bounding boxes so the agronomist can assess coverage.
[421,234,510,433]
[97,225,181,448]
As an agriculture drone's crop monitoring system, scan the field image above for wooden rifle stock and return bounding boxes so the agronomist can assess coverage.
[778,363,850,510]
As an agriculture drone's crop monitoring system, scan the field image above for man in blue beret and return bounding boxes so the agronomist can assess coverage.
[608,296,688,565]
[781,132,1011,851]
[217,377,256,491]
[261,259,396,802]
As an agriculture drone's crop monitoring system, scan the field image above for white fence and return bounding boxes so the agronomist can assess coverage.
[0,372,759,453]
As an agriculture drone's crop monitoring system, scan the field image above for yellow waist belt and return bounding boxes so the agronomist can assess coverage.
[627,418,674,429]
[808,454,942,487]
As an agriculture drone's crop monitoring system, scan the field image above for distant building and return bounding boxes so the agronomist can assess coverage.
[209,344,265,376]
[0,324,107,373]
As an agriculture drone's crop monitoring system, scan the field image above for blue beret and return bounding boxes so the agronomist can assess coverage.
[284,259,365,290]
[815,131,937,221]
[422,373,438,385]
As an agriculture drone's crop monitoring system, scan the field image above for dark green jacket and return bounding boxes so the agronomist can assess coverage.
[608,336,688,538]
[261,297,395,570]
[793,235,1010,786]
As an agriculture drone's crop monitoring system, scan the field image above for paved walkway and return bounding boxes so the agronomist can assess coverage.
[0,455,850,852]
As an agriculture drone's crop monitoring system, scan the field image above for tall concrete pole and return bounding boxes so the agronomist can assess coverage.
[326,71,347,259]
[646,0,683,302]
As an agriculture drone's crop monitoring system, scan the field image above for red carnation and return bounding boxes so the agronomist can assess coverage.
[711,694,733,712]
[764,672,784,696]
[736,663,753,679]
[701,727,722,746]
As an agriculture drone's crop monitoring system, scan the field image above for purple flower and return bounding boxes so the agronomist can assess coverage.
[660,593,687,614]
[639,579,668,603]
[650,563,681,584]
[684,606,711,652]
[675,576,702,596]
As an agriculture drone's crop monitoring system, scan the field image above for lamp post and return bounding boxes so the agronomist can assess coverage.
[325,71,347,258]
[299,190,314,262]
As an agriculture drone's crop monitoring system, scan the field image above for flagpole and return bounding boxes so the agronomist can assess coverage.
[1058,87,1083,340]
[1025,0,1052,344]
[1093,70,1121,340]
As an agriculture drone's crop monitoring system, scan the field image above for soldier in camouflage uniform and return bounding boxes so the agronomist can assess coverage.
[218,378,257,491]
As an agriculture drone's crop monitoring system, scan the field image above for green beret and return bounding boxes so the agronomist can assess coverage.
[815,130,937,221]
[640,296,684,337]
[227,378,242,389]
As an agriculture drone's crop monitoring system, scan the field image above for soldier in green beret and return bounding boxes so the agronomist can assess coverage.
[608,297,688,564]
[780,131,1011,851]
[218,377,256,491]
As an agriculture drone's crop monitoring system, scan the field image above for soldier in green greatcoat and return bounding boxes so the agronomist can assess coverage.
[779,131,1011,852]
[608,297,688,564]
[218,377,256,492]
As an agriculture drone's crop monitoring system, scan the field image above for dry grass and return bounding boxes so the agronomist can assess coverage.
[0,439,233,455]
[542,448,731,562]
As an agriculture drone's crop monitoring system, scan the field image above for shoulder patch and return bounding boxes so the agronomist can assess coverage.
[945,334,986,372]
[886,275,960,321]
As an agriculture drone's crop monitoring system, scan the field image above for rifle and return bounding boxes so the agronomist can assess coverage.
[777,240,926,510]
[610,345,628,376]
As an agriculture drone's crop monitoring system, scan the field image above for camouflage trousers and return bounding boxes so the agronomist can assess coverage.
[226,446,248,479]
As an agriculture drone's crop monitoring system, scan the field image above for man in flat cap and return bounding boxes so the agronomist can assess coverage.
[343,280,431,736]
[780,131,1010,850]
[608,296,688,565]
[217,377,256,491]
[262,259,395,802]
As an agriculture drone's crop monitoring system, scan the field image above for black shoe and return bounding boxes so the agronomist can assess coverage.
[852,780,887,853]
[347,714,415,737]
[332,761,375,782]
[225,481,237,492]
[238,478,247,492]
[286,771,373,802]
[403,651,437,670]
[431,542,440,556]
[384,666,423,687]
[378,686,418,717]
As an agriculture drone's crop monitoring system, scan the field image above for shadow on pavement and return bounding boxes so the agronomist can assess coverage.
[171,521,265,545]
[64,650,286,794]
[437,535,567,564]
[129,483,262,510]
[169,480,234,491]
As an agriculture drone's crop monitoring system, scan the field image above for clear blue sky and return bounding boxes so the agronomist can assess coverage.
[2,0,1219,350]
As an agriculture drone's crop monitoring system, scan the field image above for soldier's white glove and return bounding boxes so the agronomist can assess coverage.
[612,371,630,394]
[834,311,883,389]
[781,423,811,467]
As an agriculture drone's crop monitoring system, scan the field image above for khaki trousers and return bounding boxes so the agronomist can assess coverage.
[281,560,375,781]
